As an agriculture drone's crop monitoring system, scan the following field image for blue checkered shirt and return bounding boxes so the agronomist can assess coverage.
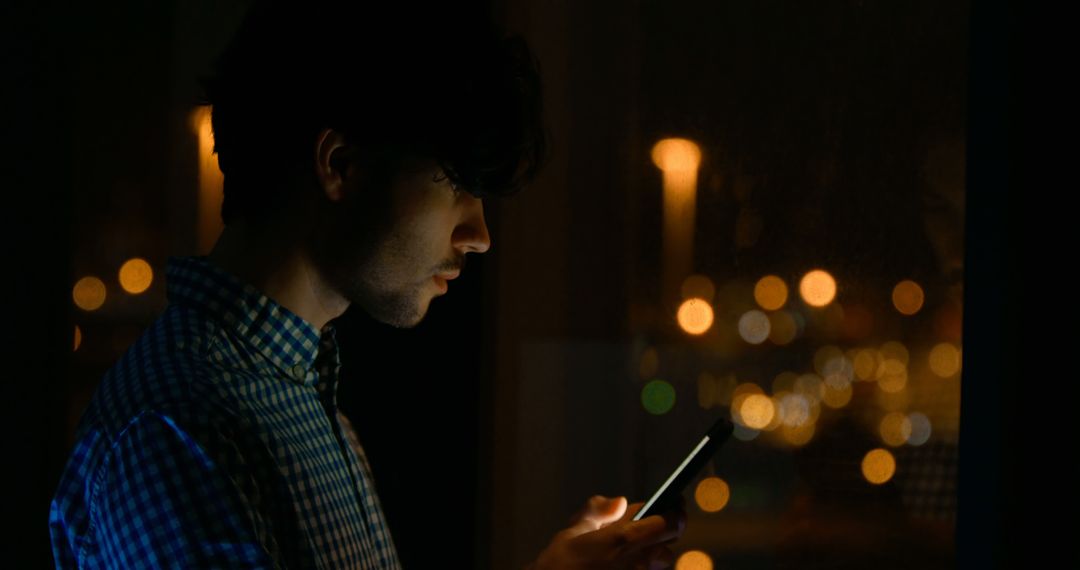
[49,256,402,569]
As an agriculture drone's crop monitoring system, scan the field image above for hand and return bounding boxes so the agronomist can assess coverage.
[525,495,687,570]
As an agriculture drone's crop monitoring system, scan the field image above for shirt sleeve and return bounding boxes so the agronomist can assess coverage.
[90,409,282,569]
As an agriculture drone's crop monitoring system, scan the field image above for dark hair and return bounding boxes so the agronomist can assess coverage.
[198,0,548,225]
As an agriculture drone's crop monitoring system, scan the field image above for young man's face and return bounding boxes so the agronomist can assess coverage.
[310,158,491,328]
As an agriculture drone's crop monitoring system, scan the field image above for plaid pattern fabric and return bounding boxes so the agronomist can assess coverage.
[49,256,402,569]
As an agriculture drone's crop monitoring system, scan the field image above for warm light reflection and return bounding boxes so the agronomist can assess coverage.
[192,106,225,254]
[739,394,775,429]
[678,298,714,335]
[682,274,716,303]
[737,310,770,344]
[799,269,837,307]
[652,138,702,173]
[907,412,933,445]
[642,379,676,415]
[118,258,154,294]
[862,448,897,484]
[675,550,713,570]
[754,275,788,310]
[74,325,82,352]
[73,277,107,311]
[879,412,913,447]
[892,280,926,315]
[694,477,730,513]
[767,311,798,345]
[929,342,962,377]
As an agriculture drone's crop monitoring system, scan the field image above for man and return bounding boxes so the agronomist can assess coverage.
[49,1,684,568]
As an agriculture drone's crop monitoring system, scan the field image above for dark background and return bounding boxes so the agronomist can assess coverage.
[3,0,1017,567]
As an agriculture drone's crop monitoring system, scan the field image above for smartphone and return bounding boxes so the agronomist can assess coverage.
[632,416,735,521]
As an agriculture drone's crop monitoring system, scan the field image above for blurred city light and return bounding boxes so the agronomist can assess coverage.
[753,275,788,310]
[642,379,676,415]
[891,279,925,315]
[737,310,770,344]
[118,257,153,294]
[694,477,731,513]
[677,298,714,335]
[862,448,897,484]
[73,276,107,311]
[798,269,837,307]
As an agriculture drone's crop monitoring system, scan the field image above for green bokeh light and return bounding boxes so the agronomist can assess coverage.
[642,379,676,415]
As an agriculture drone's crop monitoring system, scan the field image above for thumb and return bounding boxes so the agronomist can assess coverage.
[565,496,628,537]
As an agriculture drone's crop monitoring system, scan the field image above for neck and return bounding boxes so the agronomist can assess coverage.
[206,218,348,331]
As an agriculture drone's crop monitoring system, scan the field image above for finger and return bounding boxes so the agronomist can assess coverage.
[564,496,628,537]
[588,513,671,553]
[647,544,675,570]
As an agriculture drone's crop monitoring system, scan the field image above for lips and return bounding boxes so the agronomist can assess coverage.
[436,270,461,280]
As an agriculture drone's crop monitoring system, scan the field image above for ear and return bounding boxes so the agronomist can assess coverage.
[313,127,353,203]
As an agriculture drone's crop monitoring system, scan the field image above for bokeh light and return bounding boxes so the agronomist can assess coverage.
[73,276,107,311]
[74,325,82,352]
[853,348,880,381]
[642,380,676,415]
[892,280,925,315]
[907,412,933,446]
[822,382,853,408]
[118,257,154,294]
[929,342,962,377]
[880,341,910,367]
[753,275,788,310]
[732,423,760,441]
[879,412,913,446]
[682,274,716,303]
[677,298,714,335]
[862,448,897,484]
[739,394,775,429]
[767,311,798,345]
[714,374,738,406]
[697,372,716,409]
[694,477,731,513]
[780,421,815,446]
[877,359,908,393]
[652,138,703,173]
[675,550,713,570]
[794,373,825,406]
[778,393,811,427]
[737,310,771,344]
[798,269,837,307]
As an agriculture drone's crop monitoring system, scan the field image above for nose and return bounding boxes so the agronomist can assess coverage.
[453,196,491,254]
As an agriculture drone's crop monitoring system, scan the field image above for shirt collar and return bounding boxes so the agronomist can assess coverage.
[164,255,335,387]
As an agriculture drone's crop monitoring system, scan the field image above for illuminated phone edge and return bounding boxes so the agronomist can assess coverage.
[632,434,712,521]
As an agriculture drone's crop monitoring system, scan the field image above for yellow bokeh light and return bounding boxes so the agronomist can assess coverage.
[822,382,853,408]
[853,348,880,381]
[677,298,714,335]
[737,310,771,344]
[754,275,788,310]
[739,394,775,429]
[676,550,714,570]
[780,421,815,446]
[73,276,107,311]
[813,345,844,377]
[74,325,82,352]
[682,274,716,303]
[694,477,731,513]
[892,280,925,315]
[118,257,154,295]
[767,311,798,345]
[794,373,825,405]
[798,269,837,307]
[651,138,702,173]
[697,372,716,409]
[929,342,962,377]
[880,341,910,367]
[877,359,908,393]
[777,392,811,427]
[714,374,738,406]
[879,412,913,446]
[862,448,897,484]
